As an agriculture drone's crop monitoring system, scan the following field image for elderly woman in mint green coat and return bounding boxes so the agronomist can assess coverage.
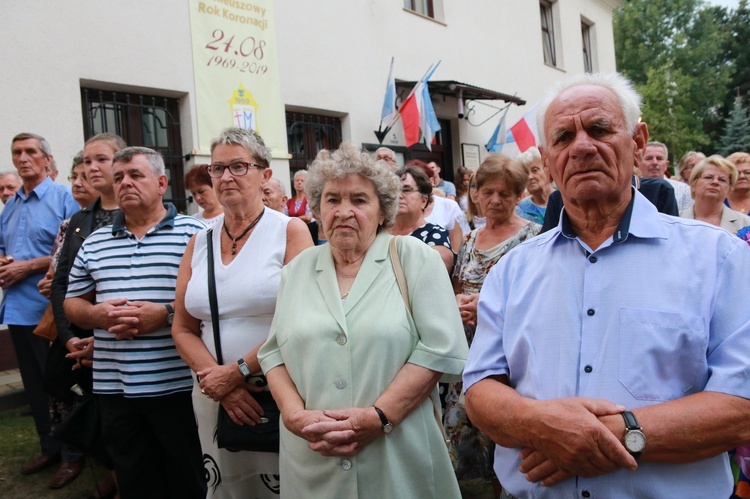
[258,143,468,498]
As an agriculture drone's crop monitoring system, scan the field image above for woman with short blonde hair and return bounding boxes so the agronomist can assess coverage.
[681,155,750,234]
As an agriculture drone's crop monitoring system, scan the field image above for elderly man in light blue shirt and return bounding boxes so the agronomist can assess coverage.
[463,74,750,498]
[0,133,79,479]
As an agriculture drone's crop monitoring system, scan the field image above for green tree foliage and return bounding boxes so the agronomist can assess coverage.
[721,1,750,123]
[614,0,734,163]
[718,97,750,156]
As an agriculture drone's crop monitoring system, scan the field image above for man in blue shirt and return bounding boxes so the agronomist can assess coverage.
[428,161,456,199]
[463,74,750,498]
[0,133,80,480]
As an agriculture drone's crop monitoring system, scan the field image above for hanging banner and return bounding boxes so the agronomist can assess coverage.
[188,0,286,157]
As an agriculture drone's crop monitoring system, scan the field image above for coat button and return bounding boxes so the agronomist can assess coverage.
[584,365,593,373]
[335,379,346,389]
[336,334,347,345]
[341,459,352,470]
[587,309,595,316]
[589,256,597,263]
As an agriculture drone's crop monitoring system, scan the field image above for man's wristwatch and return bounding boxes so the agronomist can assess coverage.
[237,358,252,382]
[373,406,393,434]
[165,304,175,325]
[621,410,646,459]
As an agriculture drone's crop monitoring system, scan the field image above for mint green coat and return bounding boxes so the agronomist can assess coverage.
[259,232,467,498]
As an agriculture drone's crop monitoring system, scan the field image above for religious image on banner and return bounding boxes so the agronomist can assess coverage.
[188,0,285,155]
[229,84,259,132]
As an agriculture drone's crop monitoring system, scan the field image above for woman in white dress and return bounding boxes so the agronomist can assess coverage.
[172,128,312,498]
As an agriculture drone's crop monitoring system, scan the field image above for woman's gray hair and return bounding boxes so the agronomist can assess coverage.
[536,72,642,148]
[306,142,401,230]
[517,146,541,166]
[210,128,272,168]
[72,150,84,168]
[112,146,165,176]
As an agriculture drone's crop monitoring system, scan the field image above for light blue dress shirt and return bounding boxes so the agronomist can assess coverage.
[463,189,750,498]
[0,177,79,325]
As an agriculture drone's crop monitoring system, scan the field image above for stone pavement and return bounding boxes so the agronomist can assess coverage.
[0,368,26,411]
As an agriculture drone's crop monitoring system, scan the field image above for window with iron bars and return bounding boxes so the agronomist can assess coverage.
[80,88,188,212]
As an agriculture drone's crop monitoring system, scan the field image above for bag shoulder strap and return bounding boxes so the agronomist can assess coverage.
[206,229,223,365]
[389,236,410,313]
[389,236,447,439]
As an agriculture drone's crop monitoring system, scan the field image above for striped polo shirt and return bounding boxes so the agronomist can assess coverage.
[66,204,205,397]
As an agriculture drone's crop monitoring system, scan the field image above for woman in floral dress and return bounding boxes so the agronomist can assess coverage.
[445,154,540,497]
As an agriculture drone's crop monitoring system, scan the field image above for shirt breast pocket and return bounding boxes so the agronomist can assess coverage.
[618,308,707,402]
[31,222,57,248]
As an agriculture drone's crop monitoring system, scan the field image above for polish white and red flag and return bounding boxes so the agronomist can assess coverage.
[399,61,441,150]
[486,104,539,157]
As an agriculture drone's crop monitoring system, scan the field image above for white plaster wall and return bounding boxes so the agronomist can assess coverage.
[275,0,621,169]
[0,0,620,187]
[0,0,198,183]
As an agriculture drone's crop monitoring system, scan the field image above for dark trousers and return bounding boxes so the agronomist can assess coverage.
[98,391,206,499]
[9,324,61,457]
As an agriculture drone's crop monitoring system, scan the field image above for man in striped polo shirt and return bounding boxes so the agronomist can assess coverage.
[64,147,206,499]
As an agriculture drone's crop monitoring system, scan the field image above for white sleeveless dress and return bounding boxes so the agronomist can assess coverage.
[185,207,288,498]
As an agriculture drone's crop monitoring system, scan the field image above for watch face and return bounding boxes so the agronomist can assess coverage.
[625,430,646,452]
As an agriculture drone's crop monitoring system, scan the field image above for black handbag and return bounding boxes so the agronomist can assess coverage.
[206,228,280,453]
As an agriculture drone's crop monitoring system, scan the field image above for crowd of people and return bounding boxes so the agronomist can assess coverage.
[1,70,749,499]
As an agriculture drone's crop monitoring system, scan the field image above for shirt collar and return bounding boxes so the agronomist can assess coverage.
[112,203,177,235]
[558,188,666,244]
[17,176,53,200]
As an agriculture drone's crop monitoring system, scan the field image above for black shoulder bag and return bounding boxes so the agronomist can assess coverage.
[207,228,280,453]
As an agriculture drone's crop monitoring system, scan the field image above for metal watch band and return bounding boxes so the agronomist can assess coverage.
[165,303,175,325]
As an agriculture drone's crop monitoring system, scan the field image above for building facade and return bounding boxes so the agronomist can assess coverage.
[1,0,621,212]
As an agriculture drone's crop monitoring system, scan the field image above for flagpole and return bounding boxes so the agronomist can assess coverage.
[376,60,441,144]
[375,57,396,144]
[385,61,439,130]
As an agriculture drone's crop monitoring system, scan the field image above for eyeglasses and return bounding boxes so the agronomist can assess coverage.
[207,162,263,178]
[67,173,86,183]
[401,186,420,194]
[737,170,750,178]
[699,174,729,185]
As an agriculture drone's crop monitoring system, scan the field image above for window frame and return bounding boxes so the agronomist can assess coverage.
[582,21,593,73]
[540,1,557,67]
[404,0,434,18]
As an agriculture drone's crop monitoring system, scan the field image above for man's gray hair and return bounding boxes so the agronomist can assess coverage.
[647,141,669,160]
[375,146,395,158]
[268,177,287,196]
[11,132,53,157]
[536,73,642,148]
[113,146,165,176]
[306,142,401,231]
[210,128,271,168]
[0,171,21,182]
